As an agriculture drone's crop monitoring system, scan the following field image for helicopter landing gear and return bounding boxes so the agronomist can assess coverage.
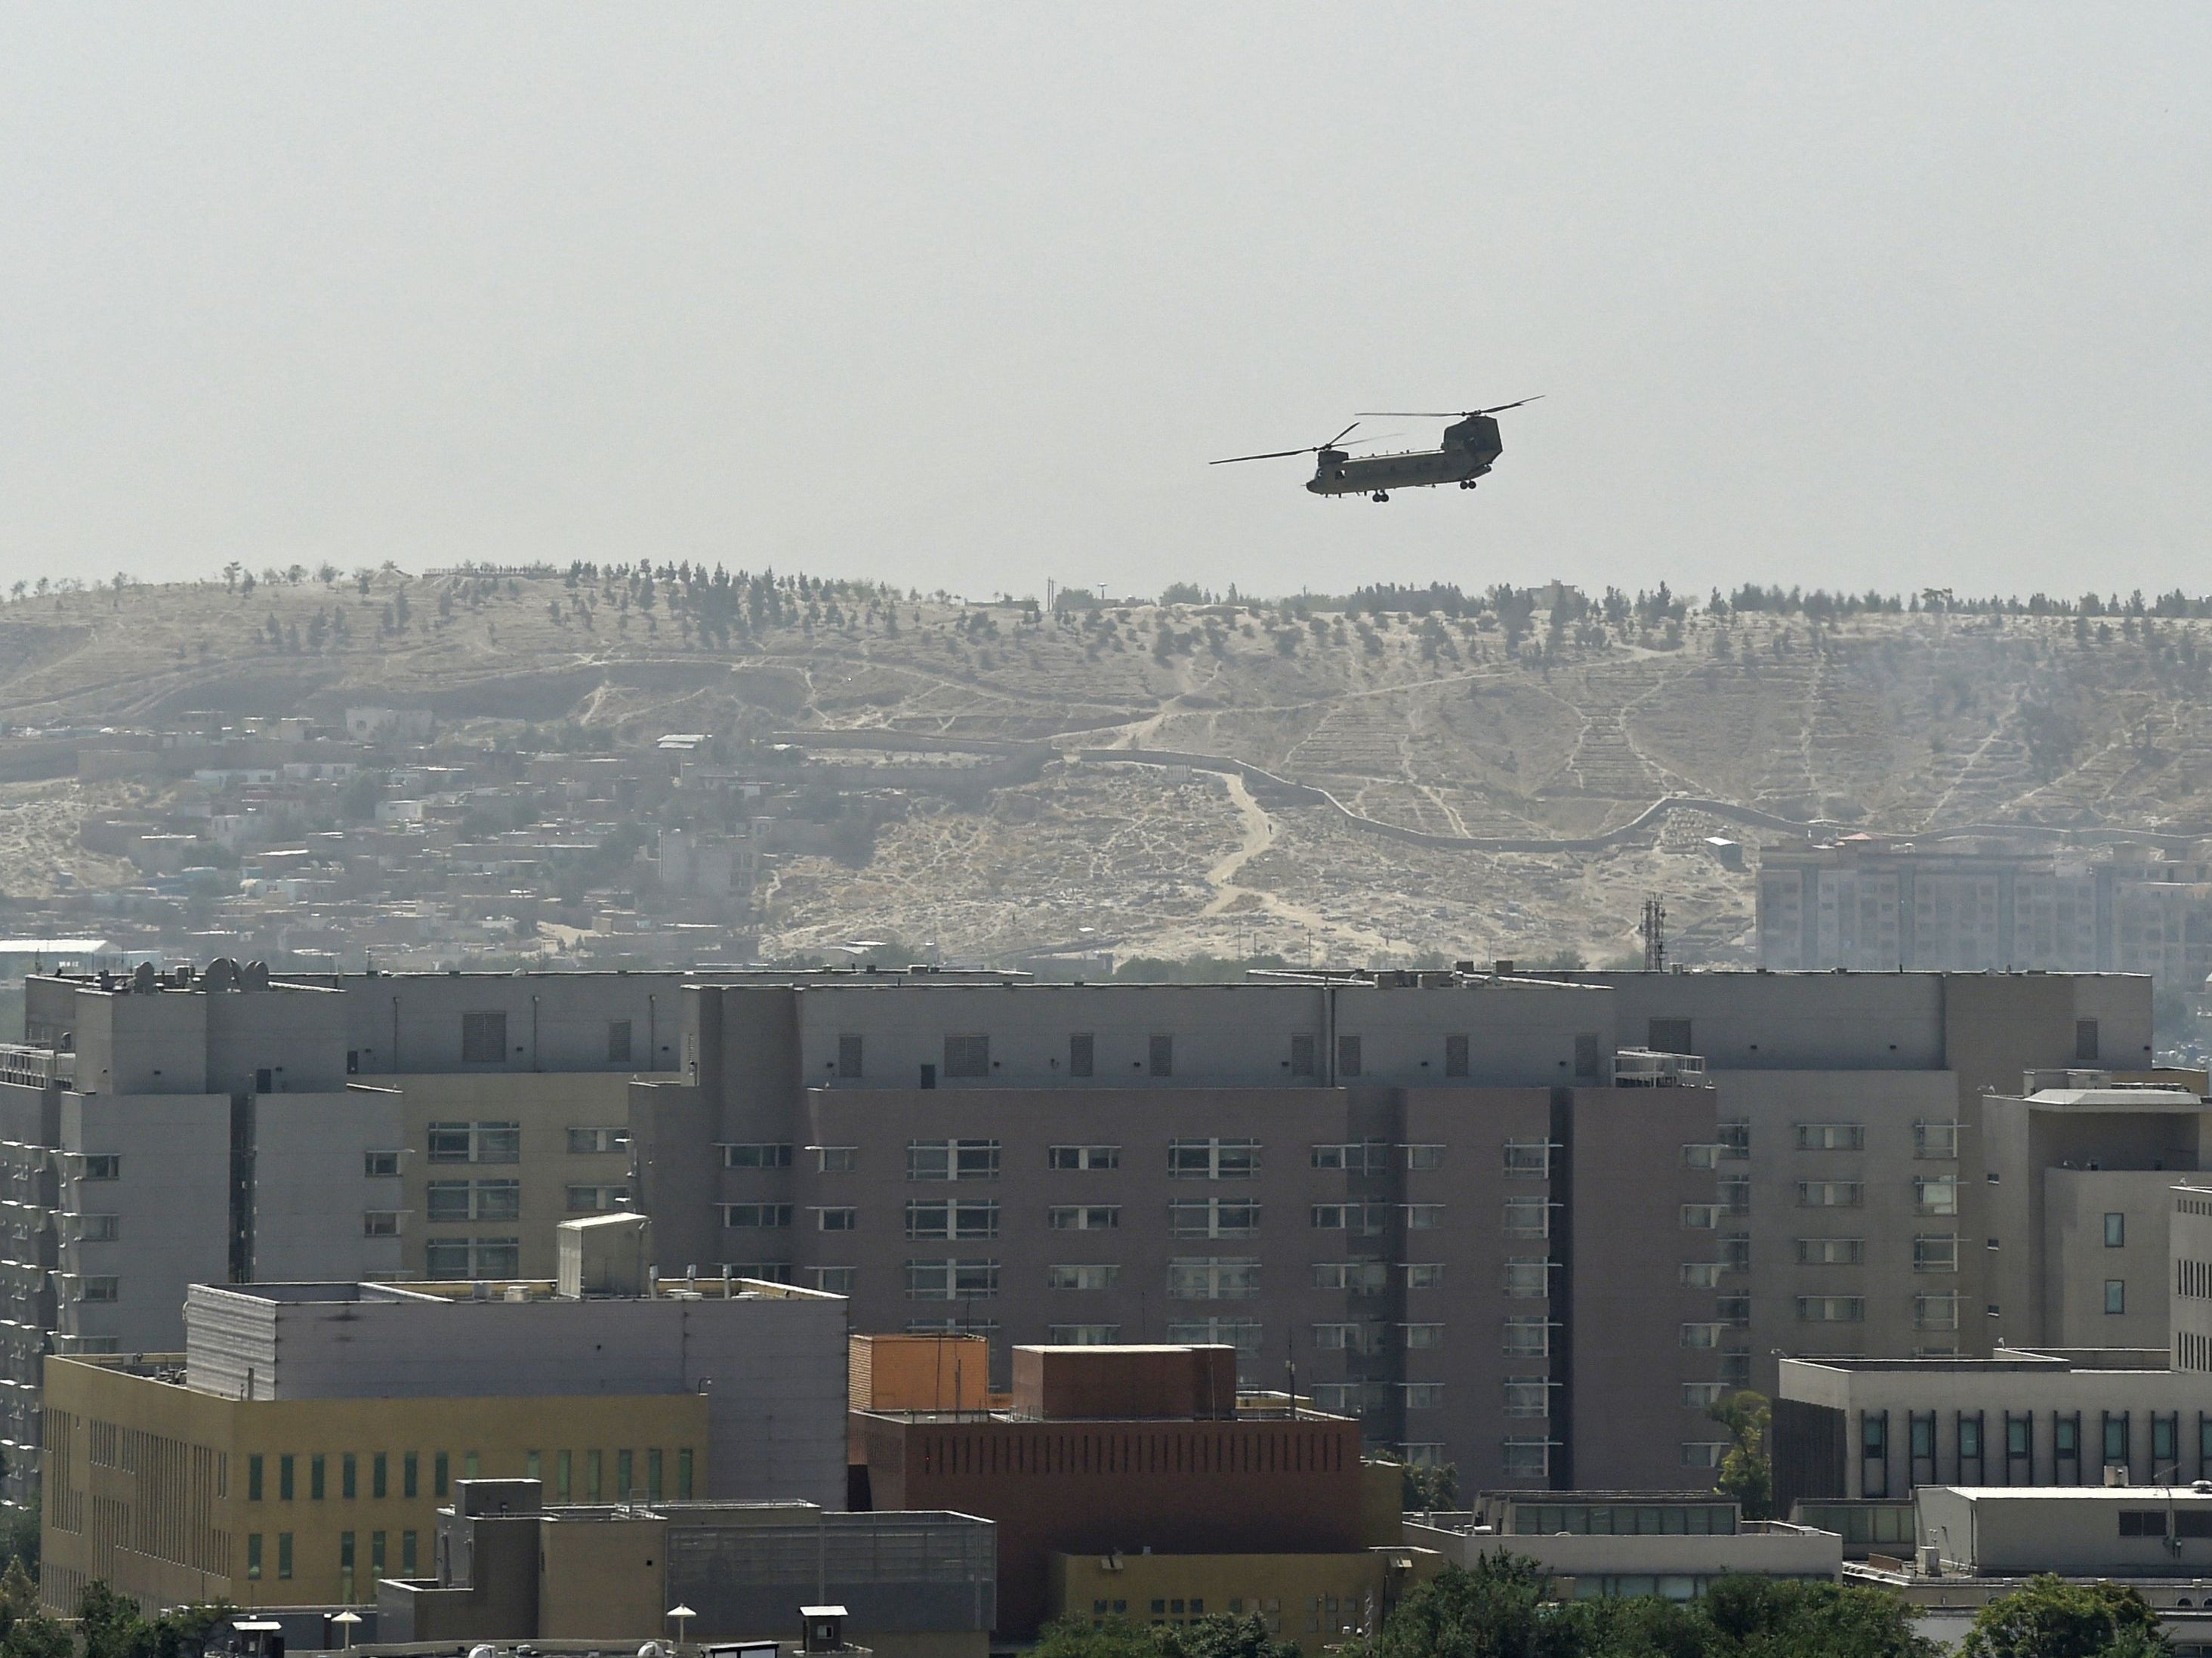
[1371,491,1390,502]
[1458,479,1478,489]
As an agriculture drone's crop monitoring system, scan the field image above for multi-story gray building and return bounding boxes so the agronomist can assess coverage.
[629,965,2157,1494]
[1757,836,2212,991]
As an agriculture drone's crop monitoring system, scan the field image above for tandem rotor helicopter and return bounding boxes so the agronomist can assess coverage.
[1211,397,1541,501]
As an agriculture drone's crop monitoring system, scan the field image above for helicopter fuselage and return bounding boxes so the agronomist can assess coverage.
[1304,412,1503,497]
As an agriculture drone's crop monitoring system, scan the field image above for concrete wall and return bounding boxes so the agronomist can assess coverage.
[2042,1169,2179,1348]
[2175,1182,2212,1372]
[253,1091,406,1282]
[1575,971,1946,1071]
[60,1091,230,1354]
[340,971,695,1076]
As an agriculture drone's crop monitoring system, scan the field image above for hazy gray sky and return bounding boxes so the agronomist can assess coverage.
[2,5,2207,602]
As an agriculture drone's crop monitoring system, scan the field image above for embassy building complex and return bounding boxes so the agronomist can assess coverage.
[0,959,2169,1511]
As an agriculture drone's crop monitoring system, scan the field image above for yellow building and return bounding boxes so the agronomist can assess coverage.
[383,1071,676,1280]
[1047,1548,1445,1654]
[42,1354,706,1614]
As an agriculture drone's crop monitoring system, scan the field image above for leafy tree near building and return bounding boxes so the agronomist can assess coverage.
[1957,1575,2168,1658]
[1709,1391,1774,1520]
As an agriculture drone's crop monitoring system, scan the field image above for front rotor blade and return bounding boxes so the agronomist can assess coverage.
[1354,411,1458,418]
[1327,421,1360,449]
[1473,395,1544,415]
[1210,446,1316,465]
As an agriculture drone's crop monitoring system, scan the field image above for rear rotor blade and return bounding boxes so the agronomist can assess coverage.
[1326,421,1360,449]
[1473,395,1544,415]
[1210,446,1318,465]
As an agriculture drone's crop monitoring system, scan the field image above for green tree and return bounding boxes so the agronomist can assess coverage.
[1709,1391,1774,1520]
[1358,1552,1553,1658]
[1396,1461,1460,1511]
[0,1615,69,1658]
[1030,1616,1164,1658]
[1958,1575,2168,1658]
[1176,1613,1303,1658]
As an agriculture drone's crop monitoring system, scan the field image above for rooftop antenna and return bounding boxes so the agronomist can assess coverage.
[1640,898,1667,973]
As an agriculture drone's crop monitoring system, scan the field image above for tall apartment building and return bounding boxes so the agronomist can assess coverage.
[1758,836,2212,990]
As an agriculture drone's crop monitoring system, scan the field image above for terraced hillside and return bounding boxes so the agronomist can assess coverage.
[4,569,2211,968]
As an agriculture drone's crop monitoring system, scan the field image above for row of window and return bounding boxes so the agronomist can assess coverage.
[1681,1178,1959,1225]
[723,1200,1458,1235]
[1699,1122,1961,1160]
[247,1445,691,1504]
[824,1032,1552,1082]
[418,1181,631,1221]
[723,1258,1455,1295]
[419,1124,629,1166]
[723,1139,1519,1177]
[1857,1407,2198,1499]
[893,1254,1507,1307]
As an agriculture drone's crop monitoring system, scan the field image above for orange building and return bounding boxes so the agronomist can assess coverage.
[853,1345,1383,1640]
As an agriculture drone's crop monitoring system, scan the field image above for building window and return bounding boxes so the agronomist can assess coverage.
[1914,1121,1960,1160]
[276,1533,292,1580]
[2106,1280,2127,1315]
[1796,1181,1863,1208]
[1574,1033,1603,1079]
[1168,1318,1263,1354]
[1403,1262,1443,1289]
[248,1454,264,1502]
[342,1453,356,1499]
[1336,1035,1362,1078]
[2105,1413,2130,1465]
[1169,1199,1260,1237]
[1402,1323,1444,1349]
[1444,1035,1470,1079]
[81,1154,120,1181]
[1680,1262,1723,1289]
[1503,1141,1550,1179]
[1311,1203,1387,1235]
[1794,1237,1865,1266]
[814,1145,857,1173]
[1314,1141,1388,1173]
[311,1455,326,1500]
[1312,1323,1384,1354]
[427,1179,520,1222]
[1721,1234,1751,1271]
[2106,1212,2127,1249]
[566,1185,631,1213]
[1402,1204,1444,1230]
[1719,1178,1750,1215]
[1648,1017,1693,1054]
[79,1277,118,1303]
[428,1122,519,1163]
[1913,1235,1959,1274]
[906,1259,1000,1300]
[1050,1323,1122,1345]
[461,1011,508,1064]
[1069,1033,1094,1077]
[1796,1296,1865,1323]
[374,1453,387,1500]
[1168,1139,1259,1179]
[942,1034,990,1079]
[837,1035,864,1079]
[1048,1206,1121,1230]
[813,1207,858,1231]
[569,1127,629,1155]
[810,1267,856,1295]
[1402,1384,1445,1411]
[246,1533,262,1580]
[2077,1019,2099,1063]
[1794,1123,1865,1151]
[1501,1440,1550,1482]
[1289,1034,1316,1077]
[1717,1122,1750,1159]
[909,1140,1001,1181]
[1149,1034,1174,1077]
[1049,1264,1119,1291]
[720,1204,793,1229]
[1504,1318,1551,1357]
[1914,1176,1959,1216]
[721,1142,792,1169]
[279,1454,295,1501]
[1167,1258,1260,1300]
[1312,1261,1390,1295]
[1680,1205,1720,1230]
[1048,1144,1119,1170]
[363,1150,400,1178]
[1504,1198,1550,1237]
[905,1200,999,1240]
[1404,1144,1443,1171]
[1914,1293,1960,1331]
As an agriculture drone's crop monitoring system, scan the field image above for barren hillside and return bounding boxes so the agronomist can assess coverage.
[6,569,2210,968]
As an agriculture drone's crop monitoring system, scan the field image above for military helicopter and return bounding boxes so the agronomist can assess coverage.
[1211,397,1540,501]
